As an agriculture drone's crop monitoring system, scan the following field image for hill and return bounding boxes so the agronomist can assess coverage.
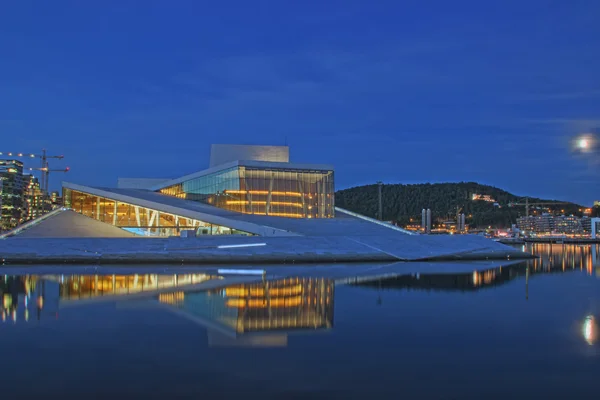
[335,182,583,228]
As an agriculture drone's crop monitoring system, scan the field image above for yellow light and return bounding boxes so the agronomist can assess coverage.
[226,298,246,308]
[3,294,11,308]
[225,200,303,207]
[225,287,248,297]
[272,201,303,207]
[266,212,304,218]
[226,296,302,308]
[472,271,479,286]
[225,190,303,197]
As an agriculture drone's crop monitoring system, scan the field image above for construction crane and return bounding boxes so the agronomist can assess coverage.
[0,149,66,192]
[27,166,70,191]
[508,197,571,218]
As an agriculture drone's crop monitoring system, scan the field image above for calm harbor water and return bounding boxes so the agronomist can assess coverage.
[1,243,600,399]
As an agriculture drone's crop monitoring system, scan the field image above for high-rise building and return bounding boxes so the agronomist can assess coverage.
[50,191,62,208]
[0,160,25,230]
[24,174,45,221]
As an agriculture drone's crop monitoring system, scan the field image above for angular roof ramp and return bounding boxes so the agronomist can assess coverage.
[334,207,417,235]
[0,208,137,239]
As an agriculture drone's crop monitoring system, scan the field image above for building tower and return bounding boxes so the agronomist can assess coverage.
[421,209,427,231]
[0,160,25,230]
[459,213,466,232]
[426,208,432,233]
[24,174,44,221]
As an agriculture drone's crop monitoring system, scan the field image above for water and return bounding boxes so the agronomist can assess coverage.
[1,244,600,399]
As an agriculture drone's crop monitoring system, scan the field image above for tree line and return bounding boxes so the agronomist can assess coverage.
[335,182,583,228]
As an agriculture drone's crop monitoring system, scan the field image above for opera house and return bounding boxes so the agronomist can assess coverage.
[0,144,530,264]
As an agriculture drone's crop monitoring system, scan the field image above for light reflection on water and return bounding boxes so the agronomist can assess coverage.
[1,243,600,397]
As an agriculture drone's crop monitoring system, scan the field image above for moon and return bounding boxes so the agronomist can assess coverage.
[572,133,597,154]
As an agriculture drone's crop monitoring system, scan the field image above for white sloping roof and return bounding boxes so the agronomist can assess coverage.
[11,209,137,238]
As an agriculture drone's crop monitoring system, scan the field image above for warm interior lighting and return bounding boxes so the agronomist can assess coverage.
[226,296,302,308]
[225,190,303,197]
[265,212,304,218]
[225,284,303,298]
[158,292,185,305]
[225,200,303,207]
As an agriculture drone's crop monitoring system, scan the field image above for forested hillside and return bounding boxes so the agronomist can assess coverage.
[335,182,583,228]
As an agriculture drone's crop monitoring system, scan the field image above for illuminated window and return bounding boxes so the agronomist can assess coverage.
[158,166,335,218]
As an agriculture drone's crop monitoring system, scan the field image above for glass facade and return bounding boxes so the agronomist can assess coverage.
[159,166,335,218]
[63,188,252,237]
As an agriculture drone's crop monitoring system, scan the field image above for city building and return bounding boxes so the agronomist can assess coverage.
[154,145,334,219]
[50,191,62,208]
[426,208,432,233]
[458,213,466,232]
[472,194,496,202]
[24,174,45,221]
[581,216,592,233]
[553,215,583,234]
[517,214,584,234]
[591,218,600,239]
[0,160,25,230]
[63,144,336,237]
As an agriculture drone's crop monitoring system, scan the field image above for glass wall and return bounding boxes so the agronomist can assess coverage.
[159,166,335,218]
[63,188,252,237]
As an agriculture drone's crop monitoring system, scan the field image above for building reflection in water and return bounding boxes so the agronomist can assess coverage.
[1,273,335,347]
[354,244,600,347]
[156,277,334,346]
[55,273,219,301]
[526,243,600,276]
[3,244,600,347]
[0,276,56,323]
[354,244,600,294]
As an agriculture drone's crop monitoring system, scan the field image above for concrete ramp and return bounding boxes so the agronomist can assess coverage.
[7,209,137,238]
[0,234,531,265]
[348,234,525,261]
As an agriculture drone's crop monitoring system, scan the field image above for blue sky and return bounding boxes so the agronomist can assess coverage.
[1,0,599,204]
